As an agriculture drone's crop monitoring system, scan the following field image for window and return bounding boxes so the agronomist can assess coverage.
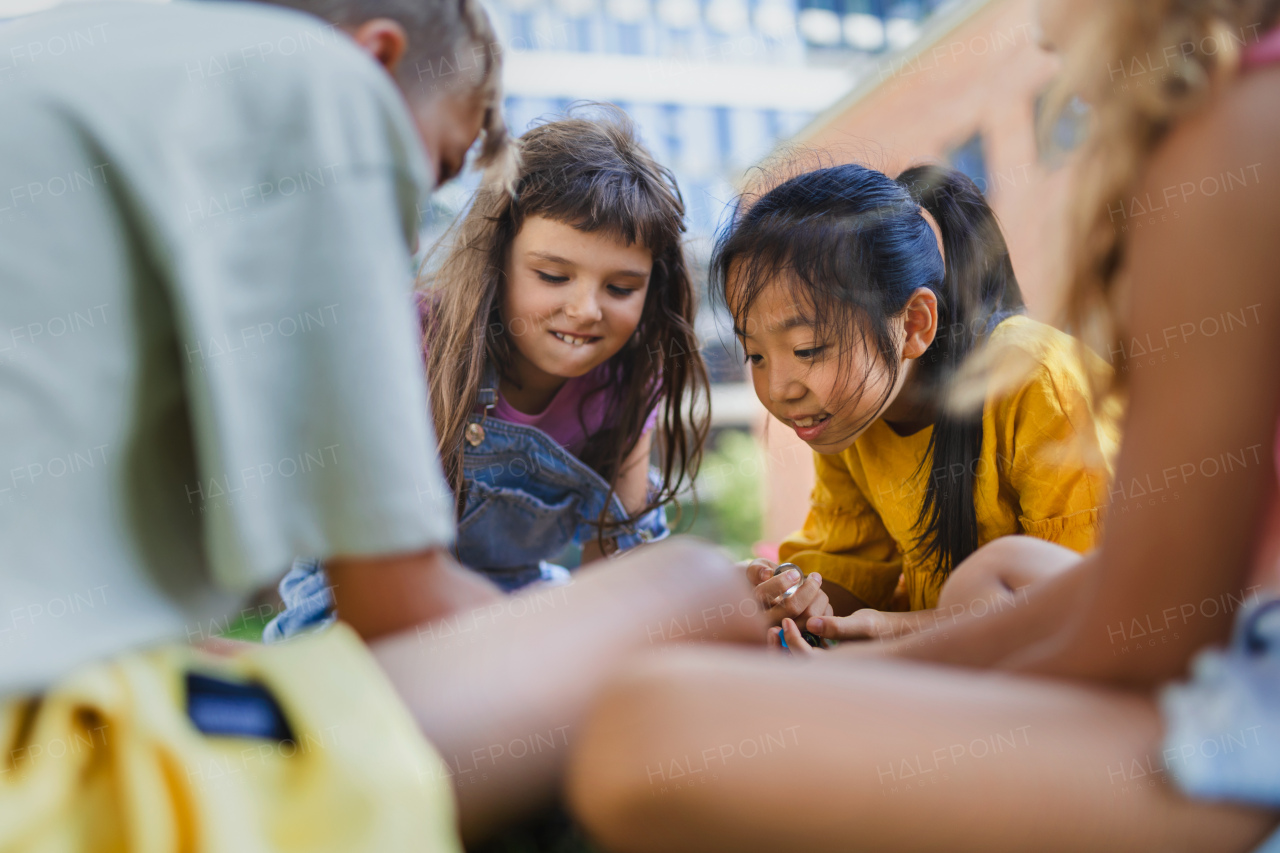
[662,103,683,165]
[946,132,989,195]
[713,106,733,168]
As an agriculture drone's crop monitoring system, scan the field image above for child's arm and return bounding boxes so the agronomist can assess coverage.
[371,538,767,840]
[1002,76,1280,686]
[327,548,504,640]
[615,429,654,516]
[803,537,1093,657]
[582,431,655,564]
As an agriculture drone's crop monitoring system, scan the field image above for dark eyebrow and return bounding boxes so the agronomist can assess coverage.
[736,314,813,339]
[527,251,649,280]
[528,251,575,266]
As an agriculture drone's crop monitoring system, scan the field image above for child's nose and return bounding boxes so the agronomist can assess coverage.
[767,367,805,404]
[565,285,603,323]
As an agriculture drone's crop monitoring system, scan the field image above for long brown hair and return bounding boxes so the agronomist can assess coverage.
[422,107,710,537]
[1044,0,1280,392]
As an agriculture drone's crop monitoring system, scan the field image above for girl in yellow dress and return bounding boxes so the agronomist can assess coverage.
[712,163,1120,643]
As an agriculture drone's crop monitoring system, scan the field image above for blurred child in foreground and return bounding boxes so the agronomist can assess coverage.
[567,1,1280,850]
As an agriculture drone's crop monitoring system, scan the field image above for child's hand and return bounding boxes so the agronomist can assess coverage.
[745,560,833,631]
[767,618,820,657]
[803,609,924,643]
[741,557,777,580]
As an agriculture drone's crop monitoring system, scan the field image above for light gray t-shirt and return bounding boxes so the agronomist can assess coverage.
[0,0,456,695]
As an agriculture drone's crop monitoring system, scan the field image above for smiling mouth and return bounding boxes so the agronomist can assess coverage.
[788,413,832,429]
[551,330,601,347]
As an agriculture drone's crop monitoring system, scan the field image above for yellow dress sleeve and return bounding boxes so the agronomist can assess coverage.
[998,353,1118,554]
[778,450,903,609]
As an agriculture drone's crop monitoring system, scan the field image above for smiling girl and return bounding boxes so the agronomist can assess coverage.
[424,111,708,582]
[265,110,708,638]
[714,163,1121,639]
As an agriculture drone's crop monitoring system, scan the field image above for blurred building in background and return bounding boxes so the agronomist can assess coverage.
[491,0,961,243]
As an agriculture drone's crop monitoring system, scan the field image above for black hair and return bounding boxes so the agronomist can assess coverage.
[711,162,1024,577]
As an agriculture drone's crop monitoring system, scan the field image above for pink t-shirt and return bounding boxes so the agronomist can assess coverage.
[491,363,659,458]
[1243,23,1280,69]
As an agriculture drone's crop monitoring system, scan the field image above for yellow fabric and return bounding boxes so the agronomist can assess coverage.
[0,623,462,853]
[779,316,1121,611]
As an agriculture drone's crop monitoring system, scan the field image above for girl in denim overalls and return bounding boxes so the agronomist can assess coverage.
[266,108,710,640]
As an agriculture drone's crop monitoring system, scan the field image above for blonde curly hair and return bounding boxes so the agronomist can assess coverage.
[1044,0,1280,392]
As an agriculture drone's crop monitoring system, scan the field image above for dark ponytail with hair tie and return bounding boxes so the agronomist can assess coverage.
[895,165,1024,576]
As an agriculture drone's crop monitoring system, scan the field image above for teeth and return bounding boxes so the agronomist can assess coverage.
[553,331,590,347]
[793,415,827,428]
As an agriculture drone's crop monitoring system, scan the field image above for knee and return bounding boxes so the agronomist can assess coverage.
[975,534,1060,564]
[960,536,1081,583]
[939,536,1081,611]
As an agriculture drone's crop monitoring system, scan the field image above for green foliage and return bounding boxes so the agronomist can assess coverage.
[216,610,271,642]
[672,429,764,561]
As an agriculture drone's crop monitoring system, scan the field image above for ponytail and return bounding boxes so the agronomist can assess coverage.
[895,165,1024,577]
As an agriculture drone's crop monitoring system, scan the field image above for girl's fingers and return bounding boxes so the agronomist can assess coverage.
[755,569,802,606]
[746,559,778,585]
[779,618,815,657]
[771,572,821,616]
[810,610,886,641]
[795,574,829,622]
[809,613,858,640]
[767,626,785,650]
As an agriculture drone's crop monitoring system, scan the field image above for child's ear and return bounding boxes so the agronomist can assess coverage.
[348,18,409,76]
[902,287,938,359]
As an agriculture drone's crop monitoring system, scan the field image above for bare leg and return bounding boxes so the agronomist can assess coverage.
[567,648,1278,853]
[368,538,765,842]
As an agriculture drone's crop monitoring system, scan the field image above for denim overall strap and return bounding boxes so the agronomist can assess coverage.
[463,363,498,449]
[457,413,666,586]
[467,360,650,547]
[477,363,497,412]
